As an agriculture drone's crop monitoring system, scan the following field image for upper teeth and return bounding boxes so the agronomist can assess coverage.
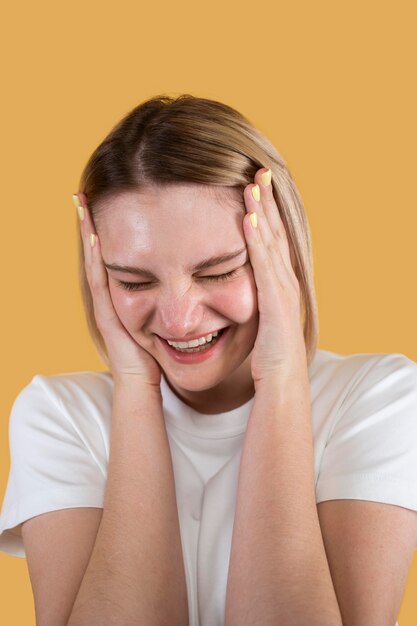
[167,330,220,348]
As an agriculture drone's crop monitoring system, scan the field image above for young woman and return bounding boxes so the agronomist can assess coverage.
[0,94,416,626]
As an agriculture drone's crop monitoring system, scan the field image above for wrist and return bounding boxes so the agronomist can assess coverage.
[112,376,163,402]
[254,371,310,402]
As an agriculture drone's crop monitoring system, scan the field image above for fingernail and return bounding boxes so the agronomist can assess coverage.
[250,212,258,228]
[261,169,272,187]
[73,194,85,221]
[251,184,260,202]
[90,233,96,248]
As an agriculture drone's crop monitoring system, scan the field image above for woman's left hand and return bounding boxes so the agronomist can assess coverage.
[242,166,308,389]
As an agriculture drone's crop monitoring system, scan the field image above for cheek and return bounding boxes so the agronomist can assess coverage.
[214,277,258,324]
[108,284,150,327]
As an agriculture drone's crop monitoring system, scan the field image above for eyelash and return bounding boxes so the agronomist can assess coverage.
[116,269,240,292]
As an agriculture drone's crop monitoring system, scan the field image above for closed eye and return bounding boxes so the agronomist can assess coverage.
[116,268,240,292]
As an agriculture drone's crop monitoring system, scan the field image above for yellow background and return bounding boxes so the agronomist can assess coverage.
[1,0,416,623]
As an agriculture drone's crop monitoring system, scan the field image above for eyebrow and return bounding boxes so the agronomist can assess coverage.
[104,247,248,277]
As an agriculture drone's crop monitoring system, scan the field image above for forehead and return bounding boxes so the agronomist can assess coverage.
[97,183,244,216]
[95,183,246,259]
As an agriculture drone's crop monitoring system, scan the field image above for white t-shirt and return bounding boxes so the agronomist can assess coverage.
[1,348,417,626]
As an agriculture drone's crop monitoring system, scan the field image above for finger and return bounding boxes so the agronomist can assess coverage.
[255,168,288,243]
[242,208,283,305]
[243,209,302,326]
[254,168,294,277]
[243,181,293,289]
[73,193,121,333]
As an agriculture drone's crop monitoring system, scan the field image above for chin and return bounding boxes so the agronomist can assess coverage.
[162,368,218,391]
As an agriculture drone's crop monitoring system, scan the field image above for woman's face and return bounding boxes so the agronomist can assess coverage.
[95,183,259,409]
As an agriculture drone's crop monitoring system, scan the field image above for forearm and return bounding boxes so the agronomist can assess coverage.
[224,376,343,626]
[67,383,188,626]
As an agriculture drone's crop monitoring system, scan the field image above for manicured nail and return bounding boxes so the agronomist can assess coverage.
[90,233,96,248]
[251,184,260,202]
[261,169,272,187]
[250,212,258,228]
[73,194,85,221]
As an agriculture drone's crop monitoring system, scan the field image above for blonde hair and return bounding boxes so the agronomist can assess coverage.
[77,94,319,368]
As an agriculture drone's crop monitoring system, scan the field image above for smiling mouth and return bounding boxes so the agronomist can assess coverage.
[169,329,225,352]
[159,326,228,343]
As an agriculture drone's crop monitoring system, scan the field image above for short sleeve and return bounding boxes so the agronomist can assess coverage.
[0,375,106,558]
[316,353,417,524]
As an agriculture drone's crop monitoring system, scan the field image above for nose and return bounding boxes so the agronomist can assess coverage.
[156,288,206,339]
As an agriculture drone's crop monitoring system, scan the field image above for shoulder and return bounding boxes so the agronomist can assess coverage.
[310,348,417,406]
[13,369,114,408]
[311,347,417,377]
[9,370,114,450]
[314,349,417,510]
[0,372,112,556]
[16,369,114,403]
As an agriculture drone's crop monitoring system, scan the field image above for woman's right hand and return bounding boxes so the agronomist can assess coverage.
[74,193,163,390]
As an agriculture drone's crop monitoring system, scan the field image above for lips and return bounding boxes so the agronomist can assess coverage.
[158,325,230,363]
[160,326,228,343]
